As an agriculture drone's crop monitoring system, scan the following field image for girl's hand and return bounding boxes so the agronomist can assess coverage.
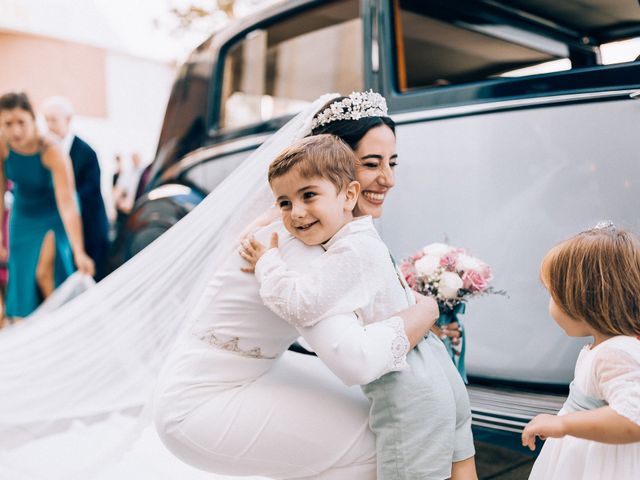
[240,233,278,273]
[521,414,566,451]
[74,251,96,277]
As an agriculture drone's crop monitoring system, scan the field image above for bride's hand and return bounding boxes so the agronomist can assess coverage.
[239,233,278,273]
[432,321,461,346]
[412,292,461,345]
[239,208,281,242]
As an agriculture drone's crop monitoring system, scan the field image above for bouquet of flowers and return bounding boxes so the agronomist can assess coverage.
[399,242,497,383]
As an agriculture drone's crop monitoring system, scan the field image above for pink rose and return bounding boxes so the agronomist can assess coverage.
[440,253,458,272]
[462,270,488,292]
[399,262,417,288]
[481,265,493,281]
[405,273,416,288]
[411,251,425,261]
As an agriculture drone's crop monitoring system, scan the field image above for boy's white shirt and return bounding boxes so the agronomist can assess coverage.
[255,216,411,377]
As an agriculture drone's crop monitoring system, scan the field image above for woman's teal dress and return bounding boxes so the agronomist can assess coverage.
[4,146,75,318]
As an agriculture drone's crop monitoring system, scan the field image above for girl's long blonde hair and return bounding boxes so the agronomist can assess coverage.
[540,225,640,337]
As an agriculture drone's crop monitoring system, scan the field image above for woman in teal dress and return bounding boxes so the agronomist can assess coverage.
[0,92,94,320]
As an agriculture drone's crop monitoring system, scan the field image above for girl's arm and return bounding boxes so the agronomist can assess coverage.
[562,407,640,442]
[522,407,640,450]
[41,142,95,276]
[523,343,640,449]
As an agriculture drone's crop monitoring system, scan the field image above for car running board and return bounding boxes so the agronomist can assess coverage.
[468,383,567,434]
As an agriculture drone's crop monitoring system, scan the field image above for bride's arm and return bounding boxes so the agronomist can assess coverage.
[238,207,280,241]
[297,297,438,386]
[401,293,440,347]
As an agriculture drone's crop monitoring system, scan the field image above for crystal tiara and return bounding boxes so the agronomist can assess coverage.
[311,90,388,130]
[592,220,616,230]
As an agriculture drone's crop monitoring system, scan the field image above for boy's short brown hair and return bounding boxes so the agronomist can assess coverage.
[540,225,640,337]
[268,134,356,192]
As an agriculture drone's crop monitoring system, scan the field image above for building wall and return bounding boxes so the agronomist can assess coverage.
[0,31,107,117]
[0,30,176,218]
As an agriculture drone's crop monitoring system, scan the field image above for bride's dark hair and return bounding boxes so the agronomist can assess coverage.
[309,96,395,150]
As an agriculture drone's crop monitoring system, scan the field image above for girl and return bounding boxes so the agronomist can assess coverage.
[522,223,640,479]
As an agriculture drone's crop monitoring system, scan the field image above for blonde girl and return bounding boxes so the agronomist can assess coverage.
[523,223,640,480]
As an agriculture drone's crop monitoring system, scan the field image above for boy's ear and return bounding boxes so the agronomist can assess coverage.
[344,180,361,211]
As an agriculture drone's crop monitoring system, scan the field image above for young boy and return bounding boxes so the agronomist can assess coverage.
[241,134,476,480]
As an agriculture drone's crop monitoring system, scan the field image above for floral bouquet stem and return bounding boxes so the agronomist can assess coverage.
[436,302,467,384]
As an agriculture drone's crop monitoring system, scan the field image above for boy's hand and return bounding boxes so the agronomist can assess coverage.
[240,233,278,273]
[521,414,566,451]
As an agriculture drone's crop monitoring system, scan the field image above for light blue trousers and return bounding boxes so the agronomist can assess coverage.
[362,332,475,480]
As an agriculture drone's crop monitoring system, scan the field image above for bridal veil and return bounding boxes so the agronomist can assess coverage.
[0,94,338,477]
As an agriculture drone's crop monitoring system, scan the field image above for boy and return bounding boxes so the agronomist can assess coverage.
[241,134,476,480]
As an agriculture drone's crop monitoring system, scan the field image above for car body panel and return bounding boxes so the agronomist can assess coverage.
[114,0,640,393]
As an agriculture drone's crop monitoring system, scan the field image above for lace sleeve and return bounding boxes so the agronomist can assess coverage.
[385,316,411,371]
[255,241,373,328]
[298,314,409,386]
[593,345,640,426]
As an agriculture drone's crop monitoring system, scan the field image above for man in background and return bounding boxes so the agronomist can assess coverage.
[42,97,110,281]
[113,151,144,216]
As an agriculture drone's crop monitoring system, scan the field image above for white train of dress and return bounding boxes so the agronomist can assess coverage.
[0,95,369,479]
[154,221,411,479]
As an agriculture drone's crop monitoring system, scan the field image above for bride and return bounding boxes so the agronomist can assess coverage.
[0,92,443,479]
[155,91,441,479]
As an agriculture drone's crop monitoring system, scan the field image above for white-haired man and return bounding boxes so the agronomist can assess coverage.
[42,97,109,281]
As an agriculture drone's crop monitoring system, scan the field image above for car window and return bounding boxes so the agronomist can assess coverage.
[183,150,252,193]
[393,0,571,91]
[219,0,363,130]
[600,37,640,65]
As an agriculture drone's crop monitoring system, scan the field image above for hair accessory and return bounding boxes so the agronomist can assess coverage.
[311,90,388,130]
[593,220,615,230]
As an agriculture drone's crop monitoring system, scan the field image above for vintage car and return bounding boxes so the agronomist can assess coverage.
[112,0,640,441]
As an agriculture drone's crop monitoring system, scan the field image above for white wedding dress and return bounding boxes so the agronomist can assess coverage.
[155,220,410,479]
[0,94,409,479]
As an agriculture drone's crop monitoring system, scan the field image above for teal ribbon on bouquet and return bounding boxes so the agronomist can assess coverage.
[436,302,467,384]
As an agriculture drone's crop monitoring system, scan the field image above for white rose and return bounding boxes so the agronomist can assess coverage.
[414,254,440,277]
[456,253,483,272]
[439,272,463,299]
[423,242,453,257]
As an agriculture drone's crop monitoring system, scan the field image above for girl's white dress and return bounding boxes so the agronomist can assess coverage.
[529,335,640,480]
